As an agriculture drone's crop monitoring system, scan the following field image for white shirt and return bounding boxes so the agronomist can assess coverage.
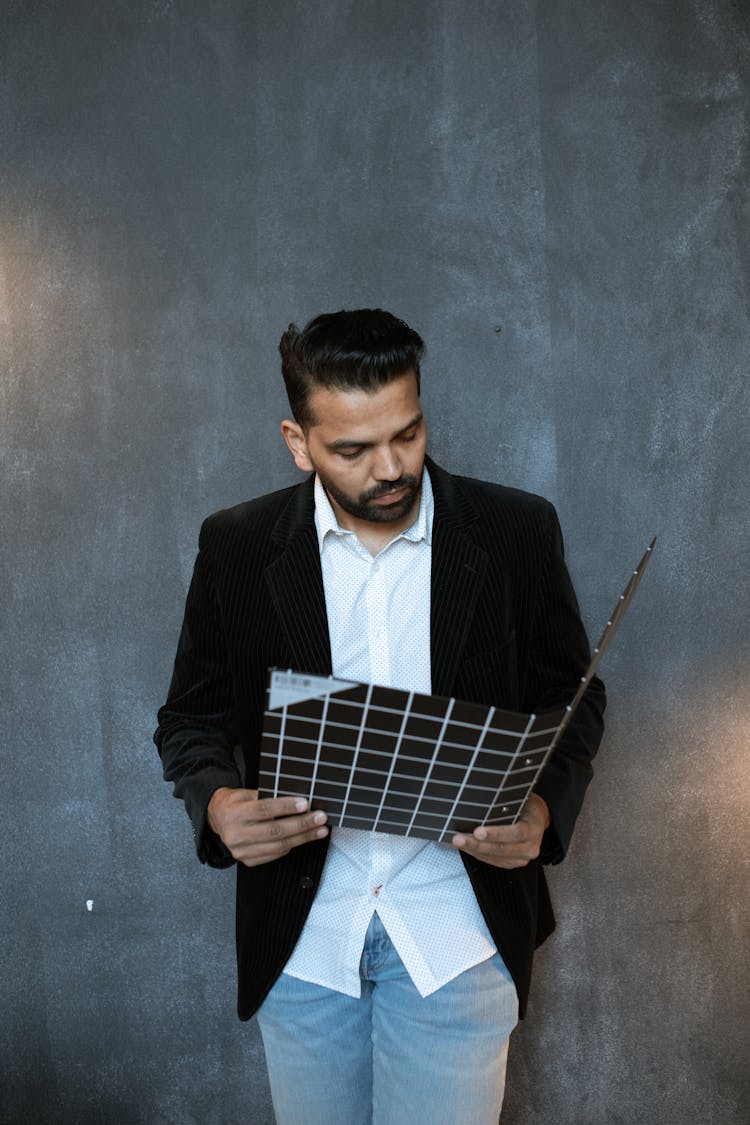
[282,469,496,998]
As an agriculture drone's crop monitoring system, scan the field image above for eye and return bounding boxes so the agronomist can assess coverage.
[337,448,363,460]
[400,430,417,443]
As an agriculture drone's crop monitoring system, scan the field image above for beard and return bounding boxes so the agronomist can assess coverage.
[317,468,423,525]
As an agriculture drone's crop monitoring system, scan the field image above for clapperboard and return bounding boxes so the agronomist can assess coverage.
[258,540,655,841]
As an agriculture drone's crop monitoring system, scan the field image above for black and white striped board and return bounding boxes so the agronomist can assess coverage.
[258,539,655,840]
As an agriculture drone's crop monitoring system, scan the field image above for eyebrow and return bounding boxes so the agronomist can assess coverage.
[326,412,423,452]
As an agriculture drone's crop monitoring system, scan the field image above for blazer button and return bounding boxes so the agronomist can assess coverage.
[299,876,314,890]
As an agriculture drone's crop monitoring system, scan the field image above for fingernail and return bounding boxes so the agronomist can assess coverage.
[295,799,308,812]
[453,835,466,847]
[312,811,326,824]
[474,827,487,840]
[316,826,329,838]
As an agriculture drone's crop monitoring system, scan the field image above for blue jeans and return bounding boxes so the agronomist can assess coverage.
[256,913,518,1125]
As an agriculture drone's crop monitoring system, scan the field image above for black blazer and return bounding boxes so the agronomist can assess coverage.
[155,457,605,1019]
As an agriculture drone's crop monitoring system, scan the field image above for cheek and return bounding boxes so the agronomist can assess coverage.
[408,438,427,471]
[331,461,368,492]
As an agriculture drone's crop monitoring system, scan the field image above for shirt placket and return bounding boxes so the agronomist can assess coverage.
[365,550,404,905]
[366,556,390,686]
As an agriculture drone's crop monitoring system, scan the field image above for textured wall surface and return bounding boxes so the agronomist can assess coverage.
[2,2,748,1122]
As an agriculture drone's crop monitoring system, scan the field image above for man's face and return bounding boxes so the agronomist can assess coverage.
[281,371,427,530]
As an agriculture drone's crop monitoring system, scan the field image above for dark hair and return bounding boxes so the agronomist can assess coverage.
[279,308,425,426]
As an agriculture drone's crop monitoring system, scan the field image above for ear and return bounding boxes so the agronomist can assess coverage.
[280,419,314,473]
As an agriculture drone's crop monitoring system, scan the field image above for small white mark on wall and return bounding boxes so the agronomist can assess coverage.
[86,900,94,912]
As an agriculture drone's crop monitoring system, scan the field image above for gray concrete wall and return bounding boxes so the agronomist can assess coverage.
[2,2,748,1122]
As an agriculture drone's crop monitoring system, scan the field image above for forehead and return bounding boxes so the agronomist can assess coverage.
[306,372,421,436]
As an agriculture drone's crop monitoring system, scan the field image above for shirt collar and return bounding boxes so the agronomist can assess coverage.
[314,467,434,554]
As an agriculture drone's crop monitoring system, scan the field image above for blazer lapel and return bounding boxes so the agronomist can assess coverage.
[264,477,333,676]
[428,460,489,697]
[262,461,489,691]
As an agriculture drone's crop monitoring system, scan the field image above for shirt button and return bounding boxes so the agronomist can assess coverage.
[299,876,314,890]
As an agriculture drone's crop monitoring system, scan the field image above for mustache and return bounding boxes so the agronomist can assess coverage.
[360,475,419,503]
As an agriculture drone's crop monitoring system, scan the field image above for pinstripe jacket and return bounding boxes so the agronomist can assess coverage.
[155,456,605,1019]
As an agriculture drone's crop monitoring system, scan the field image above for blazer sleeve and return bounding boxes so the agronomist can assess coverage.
[524,505,606,864]
[154,520,241,868]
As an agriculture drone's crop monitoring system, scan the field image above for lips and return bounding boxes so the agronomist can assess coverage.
[373,486,409,504]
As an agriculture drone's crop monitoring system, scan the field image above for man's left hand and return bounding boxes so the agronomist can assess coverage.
[451,793,551,869]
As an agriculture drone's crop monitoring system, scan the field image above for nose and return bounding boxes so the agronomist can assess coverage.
[371,444,401,481]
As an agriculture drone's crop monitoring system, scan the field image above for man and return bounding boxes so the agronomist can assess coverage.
[155,308,605,1123]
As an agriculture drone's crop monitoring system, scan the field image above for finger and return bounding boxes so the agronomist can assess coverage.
[260,808,328,840]
[460,823,526,845]
[233,821,330,866]
[451,832,535,868]
[239,792,317,823]
[478,823,543,860]
[451,832,506,856]
[224,806,327,851]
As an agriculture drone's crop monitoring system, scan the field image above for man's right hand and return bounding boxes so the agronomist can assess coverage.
[207,787,329,867]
